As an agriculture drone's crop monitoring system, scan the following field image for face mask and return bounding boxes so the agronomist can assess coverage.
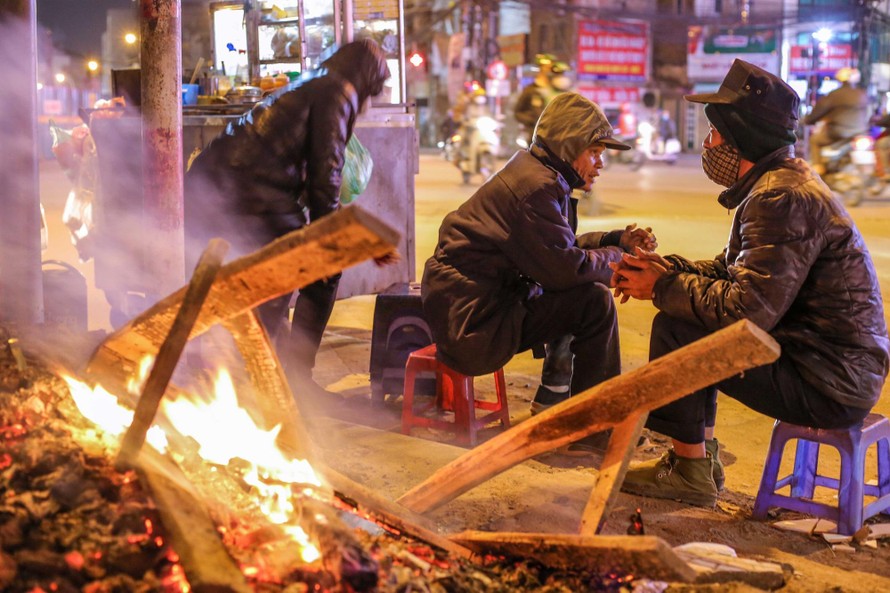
[701,143,741,187]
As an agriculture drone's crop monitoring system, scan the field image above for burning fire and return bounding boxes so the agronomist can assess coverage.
[62,359,323,570]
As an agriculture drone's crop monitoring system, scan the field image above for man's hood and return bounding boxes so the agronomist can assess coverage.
[532,92,629,164]
[322,39,391,105]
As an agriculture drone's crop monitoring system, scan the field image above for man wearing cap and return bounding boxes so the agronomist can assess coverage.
[422,93,655,438]
[611,59,888,507]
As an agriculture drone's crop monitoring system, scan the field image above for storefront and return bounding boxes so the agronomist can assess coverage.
[91,0,416,324]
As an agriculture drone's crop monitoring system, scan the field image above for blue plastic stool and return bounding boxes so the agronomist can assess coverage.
[753,413,890,535]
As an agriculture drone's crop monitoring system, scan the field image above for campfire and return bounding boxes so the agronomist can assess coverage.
[0,327,650,593]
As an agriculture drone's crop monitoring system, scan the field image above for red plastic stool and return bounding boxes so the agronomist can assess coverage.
[401,344,510,446]
[752,413,890,535]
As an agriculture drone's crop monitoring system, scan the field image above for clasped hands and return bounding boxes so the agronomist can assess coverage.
[611,224,670,304]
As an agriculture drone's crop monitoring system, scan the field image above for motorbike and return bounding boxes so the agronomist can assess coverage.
[819,133,876,207]
[629,120,679,170]
[454,115,501,184]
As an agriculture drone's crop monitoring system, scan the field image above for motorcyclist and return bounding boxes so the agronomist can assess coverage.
[513,54,559,146]
[803,67,869,175]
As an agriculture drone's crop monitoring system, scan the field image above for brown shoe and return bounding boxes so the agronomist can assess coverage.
[620,450,718,508]
[706,438,725,492]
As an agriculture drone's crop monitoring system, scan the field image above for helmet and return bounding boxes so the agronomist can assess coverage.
[836,67,861,85]
[551,61,570,75]
[535,53,556,67]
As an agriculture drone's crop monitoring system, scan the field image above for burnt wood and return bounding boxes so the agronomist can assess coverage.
[117,239,228,468]
[85,205,400,404]
[450,531,697,583]
[136,449,252,593]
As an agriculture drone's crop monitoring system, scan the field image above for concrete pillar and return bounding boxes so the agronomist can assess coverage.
[140,0,185,297]
[0,0,43,326]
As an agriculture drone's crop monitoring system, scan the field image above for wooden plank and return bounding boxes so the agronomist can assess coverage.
[85,205,400,403]
[136,448,252,593]
[580,412,647,536]
[222,310,312,459]
[316,464,474,560]
[450,531,697,583]
[397,320,780,514]
[117,239,228,468]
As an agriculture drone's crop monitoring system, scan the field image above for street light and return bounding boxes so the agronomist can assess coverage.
[124,32,138,45]
[812,28,832,43]
[87,60,100,73]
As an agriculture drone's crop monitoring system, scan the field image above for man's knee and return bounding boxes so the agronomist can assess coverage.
[650,312,709,359]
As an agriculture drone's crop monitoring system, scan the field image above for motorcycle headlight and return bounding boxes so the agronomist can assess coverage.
[853,135,874,152]
[476,117,498,134]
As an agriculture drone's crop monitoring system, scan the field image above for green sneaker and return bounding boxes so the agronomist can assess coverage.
[620,450,718,508]
[706,438,725,492]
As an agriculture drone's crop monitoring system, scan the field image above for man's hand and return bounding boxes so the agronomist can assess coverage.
[373,250,401,267]
[609,247,670,303]
[619,223,658,253]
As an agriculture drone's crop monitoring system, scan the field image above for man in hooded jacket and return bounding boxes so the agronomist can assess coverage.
[184,39,393,400]
[422,92,655,449]
[611,59,889,508]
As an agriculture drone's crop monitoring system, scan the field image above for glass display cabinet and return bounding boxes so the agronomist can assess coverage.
[206,0,415,298]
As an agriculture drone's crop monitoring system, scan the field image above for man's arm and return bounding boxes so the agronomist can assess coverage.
[618,194,821,331]
[304,95,352,221]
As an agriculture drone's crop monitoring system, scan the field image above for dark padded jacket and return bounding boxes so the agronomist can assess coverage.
[422,146,624,376]
[184,40,389,257]
[655,147,889,410]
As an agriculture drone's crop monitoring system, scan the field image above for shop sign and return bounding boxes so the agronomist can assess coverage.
[42,99,63,116]
[575,84,641,109]
[687,25,779,81]
[497,33,526,67]
[576,20,648,82]
[788,43,853,75]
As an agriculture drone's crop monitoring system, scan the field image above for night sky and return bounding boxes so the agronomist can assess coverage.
[37,0,136,58]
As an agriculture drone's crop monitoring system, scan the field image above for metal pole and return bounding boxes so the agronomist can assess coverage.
[140,0,185,297]
[0,0,43,326]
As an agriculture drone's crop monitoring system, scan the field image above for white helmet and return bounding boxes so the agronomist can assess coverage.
[836,67,861,85]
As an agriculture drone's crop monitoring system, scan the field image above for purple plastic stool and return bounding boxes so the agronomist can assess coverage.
[753,413,890,535]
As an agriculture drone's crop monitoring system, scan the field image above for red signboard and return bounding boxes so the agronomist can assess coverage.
[575,84,641,109]
[788,43,852,75]
[577,20,649,82]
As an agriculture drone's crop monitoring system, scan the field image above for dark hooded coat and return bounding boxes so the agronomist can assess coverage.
[422,94,627,376]
[184,39,389,259]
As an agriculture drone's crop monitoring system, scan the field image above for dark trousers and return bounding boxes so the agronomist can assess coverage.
[518,283,621,396]
[646,312,869,444]
[541,334,574,388]
[258,273,341,376]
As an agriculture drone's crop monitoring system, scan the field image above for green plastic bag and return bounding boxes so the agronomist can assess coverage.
[339,135,373,204]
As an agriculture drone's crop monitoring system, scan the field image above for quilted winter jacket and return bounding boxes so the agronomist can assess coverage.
[654,150,889,410]
[185,41,388,256]
[422,148,625,376]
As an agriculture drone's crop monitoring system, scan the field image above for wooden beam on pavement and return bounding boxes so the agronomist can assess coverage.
[316,464,474,560]
[397,320,780,515]
[450,531,697,583]
[580,412,648,535]
[85,205,400,403]
[117,239,228,468]
[136,448,252,593]
[222,310,312,459]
